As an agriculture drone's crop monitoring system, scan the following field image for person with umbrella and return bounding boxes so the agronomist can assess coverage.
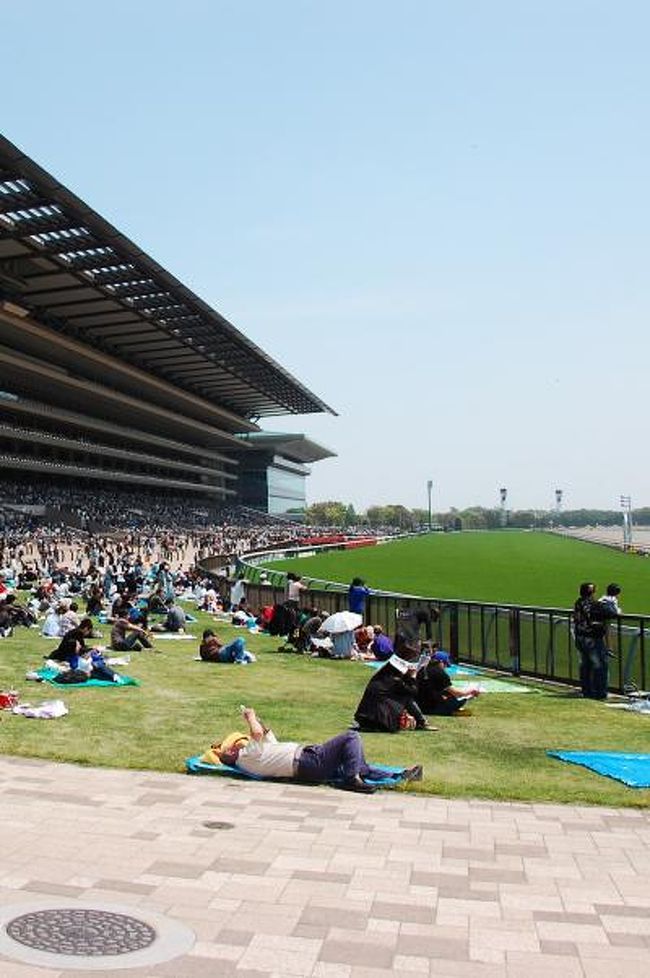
[320,610,363,658]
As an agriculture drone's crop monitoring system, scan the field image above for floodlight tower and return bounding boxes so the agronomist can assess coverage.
[555,489,563,513]
[499,487,508,527]
[620,495,633,550]
[427,480,433,532]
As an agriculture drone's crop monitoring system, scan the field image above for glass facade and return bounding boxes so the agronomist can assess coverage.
[267,464,306,516]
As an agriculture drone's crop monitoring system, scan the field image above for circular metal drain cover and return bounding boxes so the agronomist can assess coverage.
[203,820,234,830]
[6,908,156,957]
[0,900,195,972]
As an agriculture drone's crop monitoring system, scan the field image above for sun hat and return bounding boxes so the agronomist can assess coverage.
[432,649,452,666]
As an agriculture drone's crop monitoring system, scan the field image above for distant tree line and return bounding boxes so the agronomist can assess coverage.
[304,501,645,531]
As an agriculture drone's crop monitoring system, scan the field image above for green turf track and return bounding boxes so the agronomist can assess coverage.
[264,530,650,613]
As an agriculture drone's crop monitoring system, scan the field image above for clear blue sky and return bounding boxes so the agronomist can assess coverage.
[3,1,649,512]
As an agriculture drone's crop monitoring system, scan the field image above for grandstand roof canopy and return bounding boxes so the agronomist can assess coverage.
[0,135,336,420]
[240,431,336,464]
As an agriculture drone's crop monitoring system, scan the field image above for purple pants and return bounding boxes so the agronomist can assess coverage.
[296,730,385,783]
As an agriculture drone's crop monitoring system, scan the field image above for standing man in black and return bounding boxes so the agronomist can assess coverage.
[573,582,614,700]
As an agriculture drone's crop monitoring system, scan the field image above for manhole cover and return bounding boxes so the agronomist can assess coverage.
[203,820,235,830]
[6,909,156,957]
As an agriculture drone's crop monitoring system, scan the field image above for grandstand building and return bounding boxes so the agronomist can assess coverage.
[0,135,335,521]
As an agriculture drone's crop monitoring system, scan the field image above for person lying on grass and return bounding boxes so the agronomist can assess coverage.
[416,648,480,716]
[199,628,256,664]
[207,706,423,794]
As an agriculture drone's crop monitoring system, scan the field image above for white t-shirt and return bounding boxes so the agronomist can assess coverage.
[236,730,300,778]
[287,579,306,602]
[230,580,246,605]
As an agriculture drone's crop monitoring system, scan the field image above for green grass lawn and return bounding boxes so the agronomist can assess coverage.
[1,604,648,808]
[264,530,650,612]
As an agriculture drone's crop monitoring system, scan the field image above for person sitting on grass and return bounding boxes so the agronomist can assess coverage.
[354,650,438,732]
[0,594,35,628]
[41,604,64,638]
[85,583,104,617]
[416,648,480,715]
[110,615,155,652]
[58,600,80,634]
[209,706,423,794]
[353,624,375,658]
[150,597,186,633]
[50,617,94,669]
[199,628,255,664]
[369,625,394,661]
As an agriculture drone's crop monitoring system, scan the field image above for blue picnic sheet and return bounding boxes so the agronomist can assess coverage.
[547,751,650,788]
[185,755,408,787]
[364,661,478,675]
[36,667,139,688]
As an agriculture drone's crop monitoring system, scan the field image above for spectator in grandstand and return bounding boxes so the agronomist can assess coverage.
[416,648,479,715]
[199,628,255,664]
[209,706,422,792]
[348,577,371,617]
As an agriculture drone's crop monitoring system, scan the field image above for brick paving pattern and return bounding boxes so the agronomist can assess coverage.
[0,756,648,976]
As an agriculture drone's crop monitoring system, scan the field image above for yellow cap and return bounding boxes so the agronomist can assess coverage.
[205,731,249,764]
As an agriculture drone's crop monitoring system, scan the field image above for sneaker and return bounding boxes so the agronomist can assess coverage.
[402,765,423,782]
[416,722,439,731]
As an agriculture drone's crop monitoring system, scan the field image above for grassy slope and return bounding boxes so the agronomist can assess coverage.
[0,607,648,808]
[265,531,650,612]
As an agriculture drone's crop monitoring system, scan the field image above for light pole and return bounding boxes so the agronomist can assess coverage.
[499,487,508,527]
[620,495,633,550]
[427,480,433,531]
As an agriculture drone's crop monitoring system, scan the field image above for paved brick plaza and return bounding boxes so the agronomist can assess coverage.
[0,756,648,977]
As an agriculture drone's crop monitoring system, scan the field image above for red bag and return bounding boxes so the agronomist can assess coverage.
[399,710,416,730]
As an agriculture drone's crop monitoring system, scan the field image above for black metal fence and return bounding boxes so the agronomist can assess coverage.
[199,555,648,694]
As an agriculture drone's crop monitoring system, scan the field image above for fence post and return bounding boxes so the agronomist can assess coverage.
[449,603,459,660]
[509,608,520,675]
